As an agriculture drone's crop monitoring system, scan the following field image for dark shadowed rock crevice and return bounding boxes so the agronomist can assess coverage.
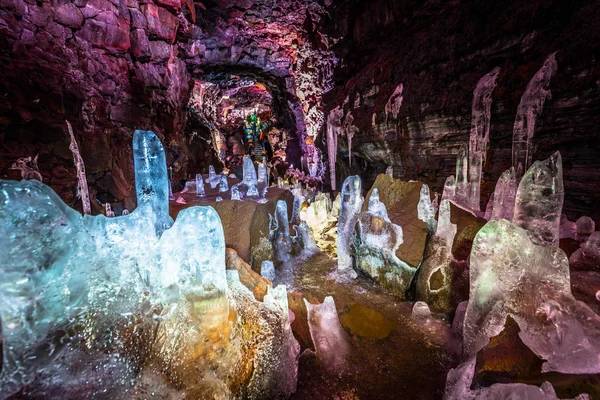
[324,0,600,221]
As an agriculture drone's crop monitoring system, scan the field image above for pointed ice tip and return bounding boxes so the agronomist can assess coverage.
[323,296,335,306]
[547,151,562,176]
[133,129,163,150]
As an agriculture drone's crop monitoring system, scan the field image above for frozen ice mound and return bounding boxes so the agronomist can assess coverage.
[0,130,299,399]
[463,219,600,375]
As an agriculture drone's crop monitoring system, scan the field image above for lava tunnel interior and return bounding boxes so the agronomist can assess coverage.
[1,0,600,399]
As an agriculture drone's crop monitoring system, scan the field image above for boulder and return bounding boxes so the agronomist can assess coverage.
[363,174,430,268]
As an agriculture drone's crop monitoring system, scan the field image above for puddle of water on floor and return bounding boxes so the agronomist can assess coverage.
[339,304,397,339]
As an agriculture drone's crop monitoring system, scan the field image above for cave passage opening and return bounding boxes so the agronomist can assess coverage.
[181,66,304,183]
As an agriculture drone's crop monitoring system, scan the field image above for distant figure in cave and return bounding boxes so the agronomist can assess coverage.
[243,114,271,162]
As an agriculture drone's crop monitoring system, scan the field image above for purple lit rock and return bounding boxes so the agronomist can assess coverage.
[130,28,150,59]
[54,3,84,28]
[143,4,178,42]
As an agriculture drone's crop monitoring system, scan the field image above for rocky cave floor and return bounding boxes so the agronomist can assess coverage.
[282,250,459,400]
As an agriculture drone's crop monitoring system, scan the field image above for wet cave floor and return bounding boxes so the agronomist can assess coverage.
[279,251,461,400]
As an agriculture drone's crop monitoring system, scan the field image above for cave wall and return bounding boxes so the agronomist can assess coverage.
[0,0,337,212]
[325,0,600,220]
[0,0,191,212]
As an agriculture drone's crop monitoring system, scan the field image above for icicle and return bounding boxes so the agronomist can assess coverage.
[196,174,205,197]
[512,52,558,179]
[513,151,564,247]
[337,175,363,271]
[454,144,469,207]
[384,83,404,122]
[66,120,91,215]
[467,67,500,211]
[490,167,517,221]
[326,106,344,190]
[343,112,358,168]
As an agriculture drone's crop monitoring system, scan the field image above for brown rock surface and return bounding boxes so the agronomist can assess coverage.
[170,175,294,270]
[287,291,318,351]
[225,248,271,301]
[449,203,487,261]
[415,202,487,314]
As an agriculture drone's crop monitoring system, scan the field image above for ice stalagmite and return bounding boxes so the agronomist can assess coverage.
[196,173,205,197]
[207,165,220,188]
[354,190,414,297]
[271,200,292,263]
[242,155,259,197]
[291,188,305,225]
[513,151,563,247]
[292,221,318,252]
[463,219,600,374]
[368,188,390,221]
[337,175,363,271]
[231,184,241,200]
[258,160,268,183]
[262,285,301,395]
[489,167,517,221]
[467,67,500,211]
[219,174,229,192]
[305,296,349,372]
[417,184,436,224]
[133,129,173,236]
[512,52,558,179]
[261,260,276,282]
[327,106,344,190]
[442,175,456,202]
[66,120,91,214]
[158,206,227,299]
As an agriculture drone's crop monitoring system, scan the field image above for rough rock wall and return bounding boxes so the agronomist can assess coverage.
[325,0,600,220]
[0,0,191,212]
[0,0,337,212]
